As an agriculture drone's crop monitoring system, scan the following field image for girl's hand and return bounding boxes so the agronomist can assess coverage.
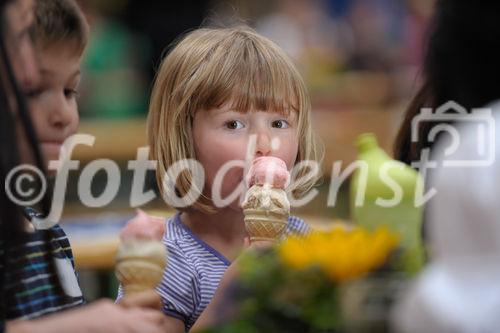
[118,290,162,311]
[242,236,275,251]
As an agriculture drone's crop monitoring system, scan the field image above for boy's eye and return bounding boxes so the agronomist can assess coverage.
[24,88,43,99]
[64,89,78,98]
[225,120,244,130]
[272,119,290,129]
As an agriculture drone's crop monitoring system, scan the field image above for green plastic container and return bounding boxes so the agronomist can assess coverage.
[350,133,424,274]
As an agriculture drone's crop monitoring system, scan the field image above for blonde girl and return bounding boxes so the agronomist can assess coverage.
[142,26,321,331]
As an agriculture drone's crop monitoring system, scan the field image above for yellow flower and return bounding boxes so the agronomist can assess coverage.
[278,226,399,282]
[279,236,311,270]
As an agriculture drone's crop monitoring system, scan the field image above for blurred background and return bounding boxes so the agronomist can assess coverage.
[63,0,435,300]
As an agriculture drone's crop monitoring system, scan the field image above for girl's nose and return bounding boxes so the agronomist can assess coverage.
[255,131,272,157]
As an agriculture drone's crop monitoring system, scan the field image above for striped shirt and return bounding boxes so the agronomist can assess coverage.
[0,208,84,322]
[148,213,309,331]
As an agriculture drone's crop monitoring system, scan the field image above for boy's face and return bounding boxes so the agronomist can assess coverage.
[25,45,81,164]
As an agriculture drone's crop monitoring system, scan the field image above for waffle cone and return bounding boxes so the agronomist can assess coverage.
[243,184,290,241]
[244,208,288,241]
[115,240,166,295]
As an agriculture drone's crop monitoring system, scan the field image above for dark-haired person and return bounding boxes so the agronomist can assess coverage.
[1,0,167,332]
[393,1,500,245]
[4,0,89,321]
[393,1,500,331]
[395,1,500,164]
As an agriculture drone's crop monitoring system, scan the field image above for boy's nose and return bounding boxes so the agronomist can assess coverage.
[49,97,73,129]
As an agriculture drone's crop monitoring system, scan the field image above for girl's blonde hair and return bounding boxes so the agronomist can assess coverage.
[148,26,322,213]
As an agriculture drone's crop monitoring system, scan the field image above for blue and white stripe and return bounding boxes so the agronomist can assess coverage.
[1,220,84,321]
[155,213,310,330]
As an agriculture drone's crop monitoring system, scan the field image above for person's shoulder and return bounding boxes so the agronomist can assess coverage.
[24,207,66,235]
[163,213,189,242]
[157,215,201,330]
[33,224,76,263]
[159,213,200,278]
[285,215,311,236]
[162,213,199,271]
[32,222,70,246]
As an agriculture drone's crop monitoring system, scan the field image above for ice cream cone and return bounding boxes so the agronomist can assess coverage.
[244,209,288,241]
[243,184,290,242]
[115,239,166,295]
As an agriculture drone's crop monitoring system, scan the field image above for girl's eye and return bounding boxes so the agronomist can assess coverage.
[225,120,244,130]
[272,119,290,129]
[64,88,79,99]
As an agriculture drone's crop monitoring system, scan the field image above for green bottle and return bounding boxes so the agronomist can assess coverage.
[350,133,424,274]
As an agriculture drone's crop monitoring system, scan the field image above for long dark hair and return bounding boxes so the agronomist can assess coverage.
[0,0,51,243]
[0,0,63,305]
[395,1,500,163]
[394,82,433,165]
[0,0,22,243]
[425,1,500,110]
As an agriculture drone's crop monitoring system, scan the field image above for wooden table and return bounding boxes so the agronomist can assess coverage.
[67,214,339,270]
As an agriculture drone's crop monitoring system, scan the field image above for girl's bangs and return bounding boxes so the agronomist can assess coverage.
[194,33,305,116]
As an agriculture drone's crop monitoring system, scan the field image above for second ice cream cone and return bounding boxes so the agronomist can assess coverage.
[115,240,166,295]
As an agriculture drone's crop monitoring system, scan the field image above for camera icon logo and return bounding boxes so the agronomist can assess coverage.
[411,101,495,168]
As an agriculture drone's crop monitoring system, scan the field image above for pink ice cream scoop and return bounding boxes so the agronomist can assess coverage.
[245,156,290,189]
[120,210,165,241]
